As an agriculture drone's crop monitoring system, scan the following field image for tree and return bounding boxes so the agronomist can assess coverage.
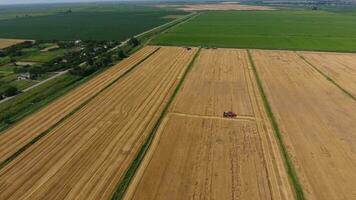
[28,67,43,79]
[13,67,27,74]
[87,57,94,66]
[129,37,140,47]
[118,50,127,59]
[4,86,19,97]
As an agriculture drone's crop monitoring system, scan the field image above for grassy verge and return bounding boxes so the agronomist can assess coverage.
[0,74,81,132]
[299,54,356,102]
[111,48,201,200]
[247,50,305,200]
[0,48,160,170]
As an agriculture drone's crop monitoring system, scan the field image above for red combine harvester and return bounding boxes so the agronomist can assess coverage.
[223,111,237,118]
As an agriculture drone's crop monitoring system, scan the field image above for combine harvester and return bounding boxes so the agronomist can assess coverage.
[223,111,237,118]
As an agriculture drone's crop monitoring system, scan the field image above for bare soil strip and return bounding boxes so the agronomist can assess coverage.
[0,46,158,166]
[299,51,356,100]
[0,46,197,200]
[251,50,356,200]
[124,48,295,200]
[0,39,27,49]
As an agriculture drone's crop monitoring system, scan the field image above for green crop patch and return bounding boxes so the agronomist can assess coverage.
[0,5,187,40]
[153,10,356,52]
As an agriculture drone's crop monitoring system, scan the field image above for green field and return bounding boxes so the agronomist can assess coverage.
[0,4,187,40]
[20,48,68,63]
[153,10,356,52]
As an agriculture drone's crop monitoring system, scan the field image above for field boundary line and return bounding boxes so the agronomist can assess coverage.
[153,43,356,54]
[170,112,256,122]
[247,50,305,200]
[137,12,198,41]
[0,48,160,170]
[110,48,201,200]
[145,12,200,45]
[298,53,356,102]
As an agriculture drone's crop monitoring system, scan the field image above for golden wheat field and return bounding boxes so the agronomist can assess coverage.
[2,46,356,200]
[0,39,26,49]
[251,50,356,200]
[124,49,294,200]
[299,51,356,98]
[0,46,197,200]
[0,46,158,164]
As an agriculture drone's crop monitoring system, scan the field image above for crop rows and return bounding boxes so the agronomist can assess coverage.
[0,46,158,166]
[0,46,197,199]
[124,49,295,200]
[251,50,356,200]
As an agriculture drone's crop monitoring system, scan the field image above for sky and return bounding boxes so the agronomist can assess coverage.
[0,0,127,5]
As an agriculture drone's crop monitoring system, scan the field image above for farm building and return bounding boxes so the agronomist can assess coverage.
[17,72,31,80]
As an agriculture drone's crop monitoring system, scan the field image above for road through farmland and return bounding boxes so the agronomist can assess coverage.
[124,49,295,200]
[0,46,197,200]
[251,50,356,200]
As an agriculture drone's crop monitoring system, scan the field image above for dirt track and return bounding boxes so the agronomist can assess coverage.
[0,46,197,200]
[0,46,158,165]
[124,49,294,200]
[158,3,274,11]
[251,50,356,200]
[0,39,27,49]
[299,51,356,98]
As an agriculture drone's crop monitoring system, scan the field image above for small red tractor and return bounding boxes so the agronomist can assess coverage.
[223,111,237,118]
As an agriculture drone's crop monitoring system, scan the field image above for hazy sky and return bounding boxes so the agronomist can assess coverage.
[0,0,123,5]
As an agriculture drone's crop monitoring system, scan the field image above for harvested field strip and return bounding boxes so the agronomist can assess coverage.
[0,39,26,49]
[298,52,356,101]
[124,48,295,200]
[251,49,356,200]
[247,50,304,200]
[111,48,201,200]
[170,112,256,122]
[0,46,158,166]
[171,48,255,117]
[0,46,197,200]
[126,116,273,200]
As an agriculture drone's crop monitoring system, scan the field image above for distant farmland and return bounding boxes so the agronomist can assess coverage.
[0,5,187,40]
[153,10,356,52]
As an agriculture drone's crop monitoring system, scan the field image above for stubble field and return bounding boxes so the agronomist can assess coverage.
[251,50,356,200]
[299,51,356,98]
[124,49,295,200]
[0,39,26,49]
[1,45,356,200]
[0,46,158,166]
[0,46,197,200]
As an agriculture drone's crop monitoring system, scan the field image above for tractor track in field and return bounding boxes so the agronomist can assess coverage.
[169,112,256,122]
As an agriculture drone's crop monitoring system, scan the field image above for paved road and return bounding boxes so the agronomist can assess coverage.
[22,70,68,92]
[0,70,68,104]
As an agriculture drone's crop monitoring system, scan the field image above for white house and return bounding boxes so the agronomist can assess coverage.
[17,72,31,80]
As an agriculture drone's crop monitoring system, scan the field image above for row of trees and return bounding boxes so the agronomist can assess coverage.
[0,84,19,100]
[69,37,140,77]
[0,41,33,57]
